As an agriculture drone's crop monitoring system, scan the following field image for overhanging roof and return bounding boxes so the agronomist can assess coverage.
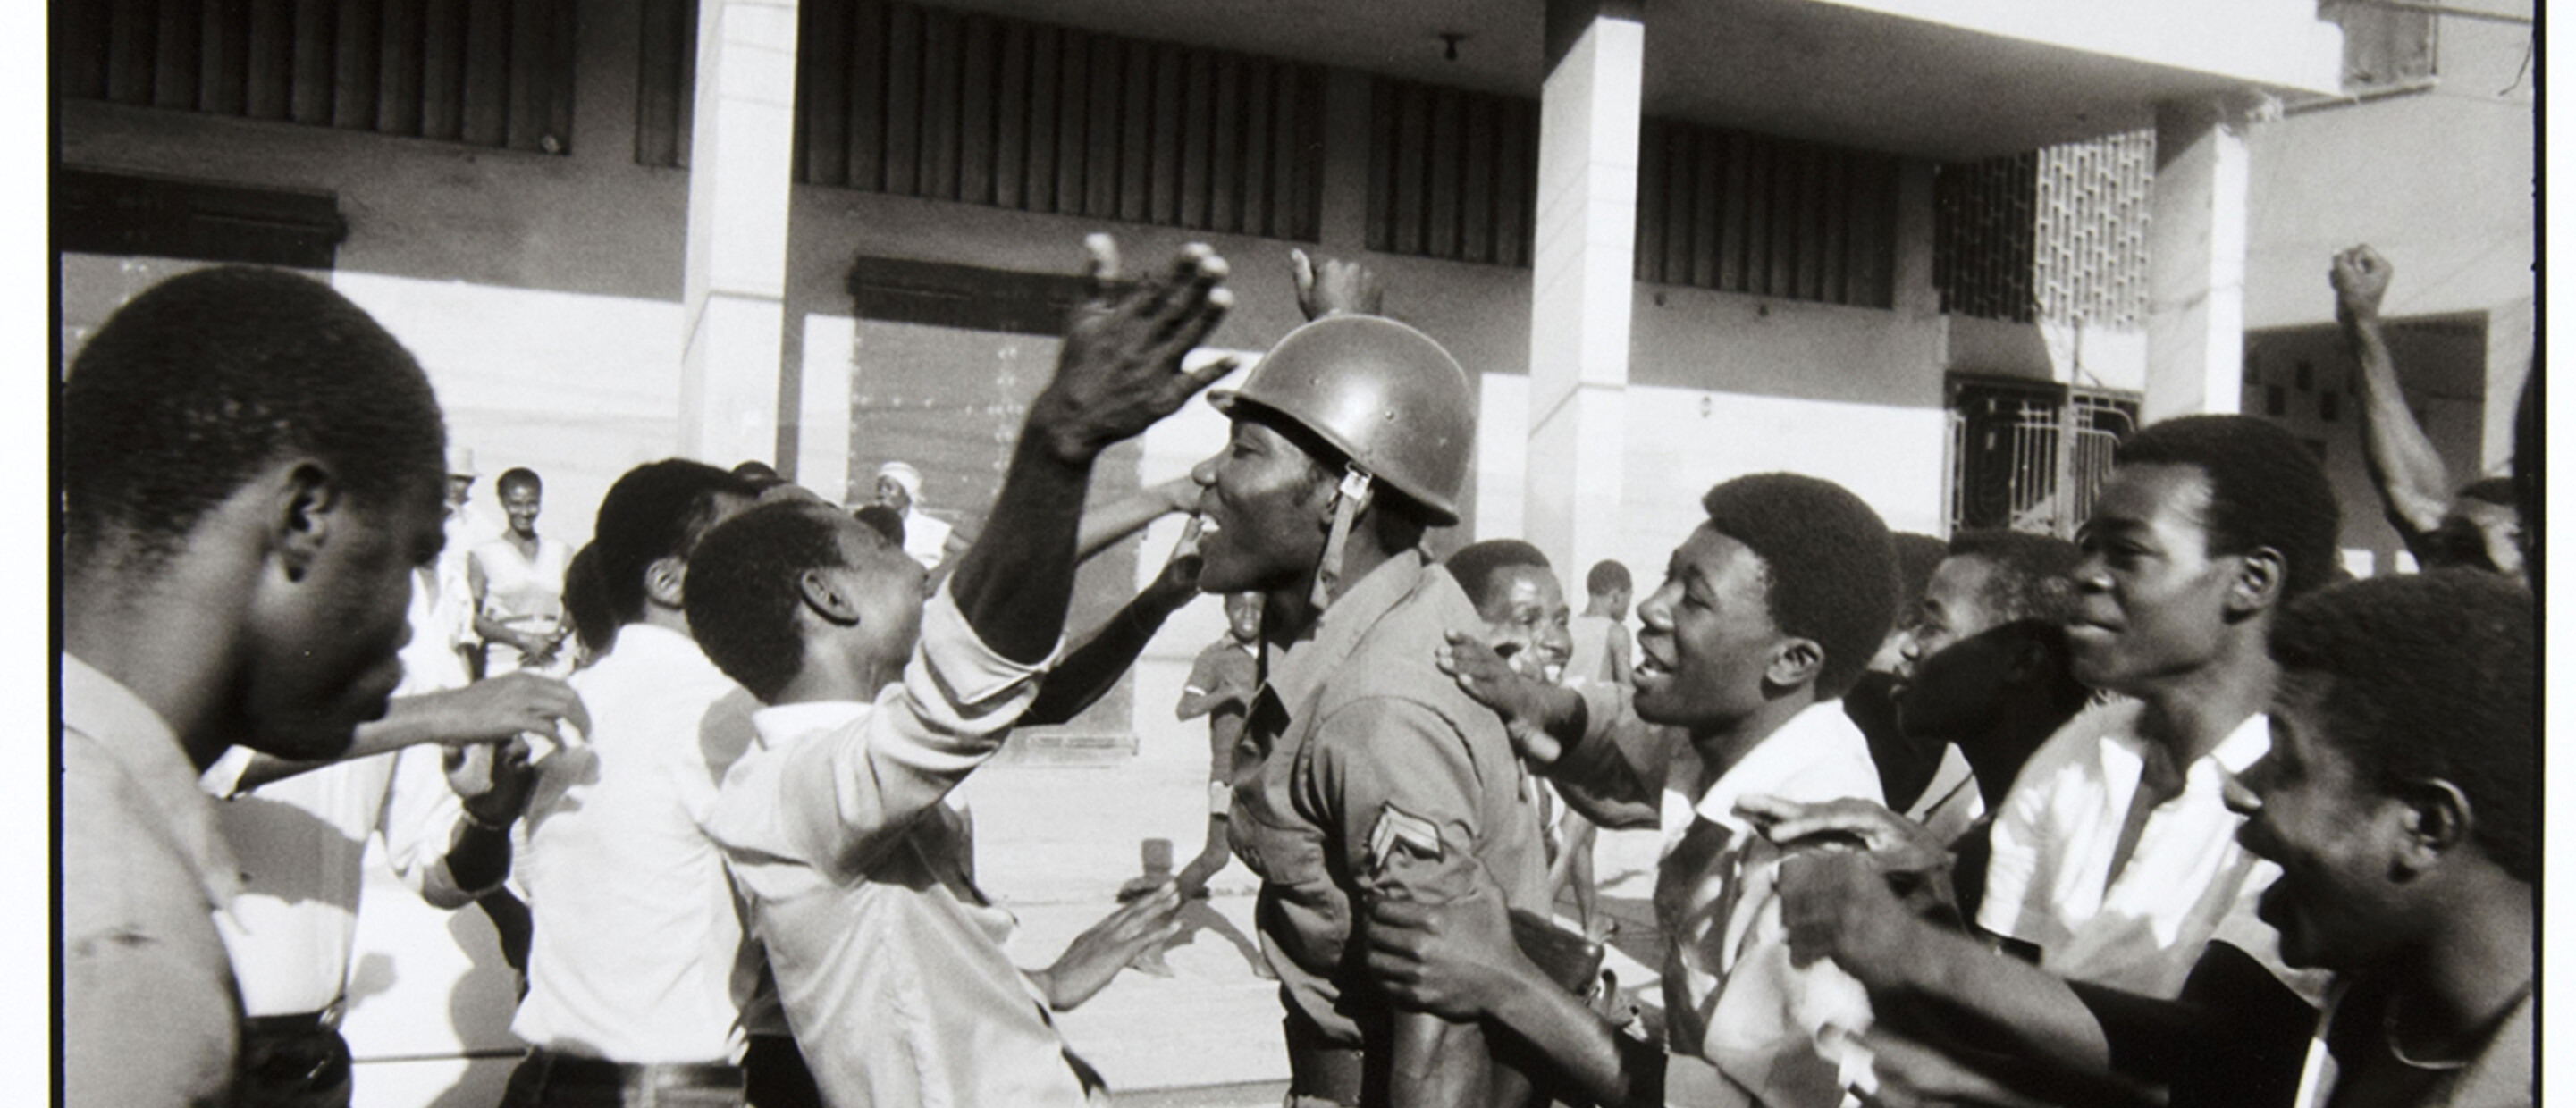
[926,0,2346,159]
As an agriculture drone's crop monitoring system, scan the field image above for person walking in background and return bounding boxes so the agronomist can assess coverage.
[471,466,575,677]
[1562,559,1634,691]
[1176,590,1263,894]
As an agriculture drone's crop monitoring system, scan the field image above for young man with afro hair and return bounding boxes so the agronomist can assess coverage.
[60,266,450,1108]
[670,238,1234,1108]
[1738,414,2345,1106]
[1376,472,1902,1108]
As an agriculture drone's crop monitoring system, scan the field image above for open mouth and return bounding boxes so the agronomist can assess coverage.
[1634,650,1675,682]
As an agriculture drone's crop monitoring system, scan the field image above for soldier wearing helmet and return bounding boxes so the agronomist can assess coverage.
[1189,255,1554,1108]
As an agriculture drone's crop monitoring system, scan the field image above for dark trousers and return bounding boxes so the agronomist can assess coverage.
[236,1013,354,1108]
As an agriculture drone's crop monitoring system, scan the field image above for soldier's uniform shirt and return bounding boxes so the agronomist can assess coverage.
[1226,550,1553,1048]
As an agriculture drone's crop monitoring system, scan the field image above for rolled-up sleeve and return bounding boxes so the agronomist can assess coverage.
[762,586,1059,882]
[1545,681,1671,830]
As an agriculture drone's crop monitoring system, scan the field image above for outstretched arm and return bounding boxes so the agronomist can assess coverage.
[2334,246,2456,546]
[950,239,1236,662]
[1075,476,1201,563]
[218,673,589,793]
[1024,528,1204,726]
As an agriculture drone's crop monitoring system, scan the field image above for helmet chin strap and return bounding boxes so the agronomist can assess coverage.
[1310,466,1375,611]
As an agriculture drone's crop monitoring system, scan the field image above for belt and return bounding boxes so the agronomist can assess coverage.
[237,1012,352,1108]
[522,1049,745,1094]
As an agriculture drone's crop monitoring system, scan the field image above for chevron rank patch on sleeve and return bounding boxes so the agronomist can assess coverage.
[1367,804,1445,877]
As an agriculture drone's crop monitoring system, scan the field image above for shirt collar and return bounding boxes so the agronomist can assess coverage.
[1688,701,1875,832]
[1264,549,1433,717]
[60,653,242,905]
[749,700,875,751]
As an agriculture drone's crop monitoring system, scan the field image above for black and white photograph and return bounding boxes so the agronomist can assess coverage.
[46,1,2544,1105]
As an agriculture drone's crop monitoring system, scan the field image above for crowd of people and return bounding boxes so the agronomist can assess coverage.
[59,236,2535,1108]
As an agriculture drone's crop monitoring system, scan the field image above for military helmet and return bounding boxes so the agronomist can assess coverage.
[1208,315,1475,525]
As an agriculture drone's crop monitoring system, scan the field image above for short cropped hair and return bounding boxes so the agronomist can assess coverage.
[854,504,906,549]
[592,459,759,626]
[685,502,857,701]
[1890,533,1949,611]
[2113,416,2340,602]
[558,543,615,659]
[1586,559,1632,597]
[1947,529,2082,625]
[1446,540,1554,612]
[62,266,444,564]
[2268,570,2535,883]
[1700,474,1897,700]
[496,467,543,498]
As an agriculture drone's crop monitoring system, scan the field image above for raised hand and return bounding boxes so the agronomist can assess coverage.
[1291,248,1385,321]
[1030,237,1238,466]
[2330,245,2393,323]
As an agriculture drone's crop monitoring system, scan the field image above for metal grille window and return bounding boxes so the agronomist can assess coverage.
[60,0,578,155]
[1635,118,1899,307]
[1936,130,2152,327]
[1947,377,2140,538]
[1364,78,1540,267]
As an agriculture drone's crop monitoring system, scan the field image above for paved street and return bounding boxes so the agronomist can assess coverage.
[961,739,1675,1100]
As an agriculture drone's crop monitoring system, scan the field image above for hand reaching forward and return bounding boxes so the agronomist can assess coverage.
[1031,237,1238,465]
[1362,877,1530,1020]
[412,671,591,749]
[1436,630,1575,765]
[1038,882,1188,1011]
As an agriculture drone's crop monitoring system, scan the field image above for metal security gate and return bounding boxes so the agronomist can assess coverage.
[1947,377,2139,538]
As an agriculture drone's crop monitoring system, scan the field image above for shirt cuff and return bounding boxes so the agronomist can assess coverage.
[915,582,1064,712]
[197,746,255,799]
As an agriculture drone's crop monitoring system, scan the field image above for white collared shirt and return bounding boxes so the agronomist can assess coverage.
[203,570,485,1017]
[1656,701,1885,1108]
[511,621,766,1063]
[706,588,1091,1108]
[1976,700,2325,1002]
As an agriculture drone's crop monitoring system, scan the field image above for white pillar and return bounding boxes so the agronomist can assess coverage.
[678,0,799,466]
[1525,1,1643,583]
[2142,94,2263,424]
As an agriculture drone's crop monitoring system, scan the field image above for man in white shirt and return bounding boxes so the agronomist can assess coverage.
[60,266,451,1108]
[679,239,1233,1107]
[1756,414,2344,1103]
[503,458,773,1107]
[207,558,585,1108]
[872,460,965,571]
[1365,473,1906,1108]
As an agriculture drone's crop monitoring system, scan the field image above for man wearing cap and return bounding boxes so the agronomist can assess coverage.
[1189,255,1553,1107]
[871,461,969,572]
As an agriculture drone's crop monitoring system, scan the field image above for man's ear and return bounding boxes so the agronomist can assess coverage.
[270,460,344,583]
[1766,636,1825,691]
[796,567,864,626]
[2389,778,2474,878]
[2227,546,2287,616]
[644,555,688,610]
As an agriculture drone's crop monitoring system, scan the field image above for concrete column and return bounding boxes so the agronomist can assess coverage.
[2142,94,2265,424]
[2481,295,2534,476]
[1892,158,1940,319]
[678,0,800,466]
[1524,0,1643,581]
